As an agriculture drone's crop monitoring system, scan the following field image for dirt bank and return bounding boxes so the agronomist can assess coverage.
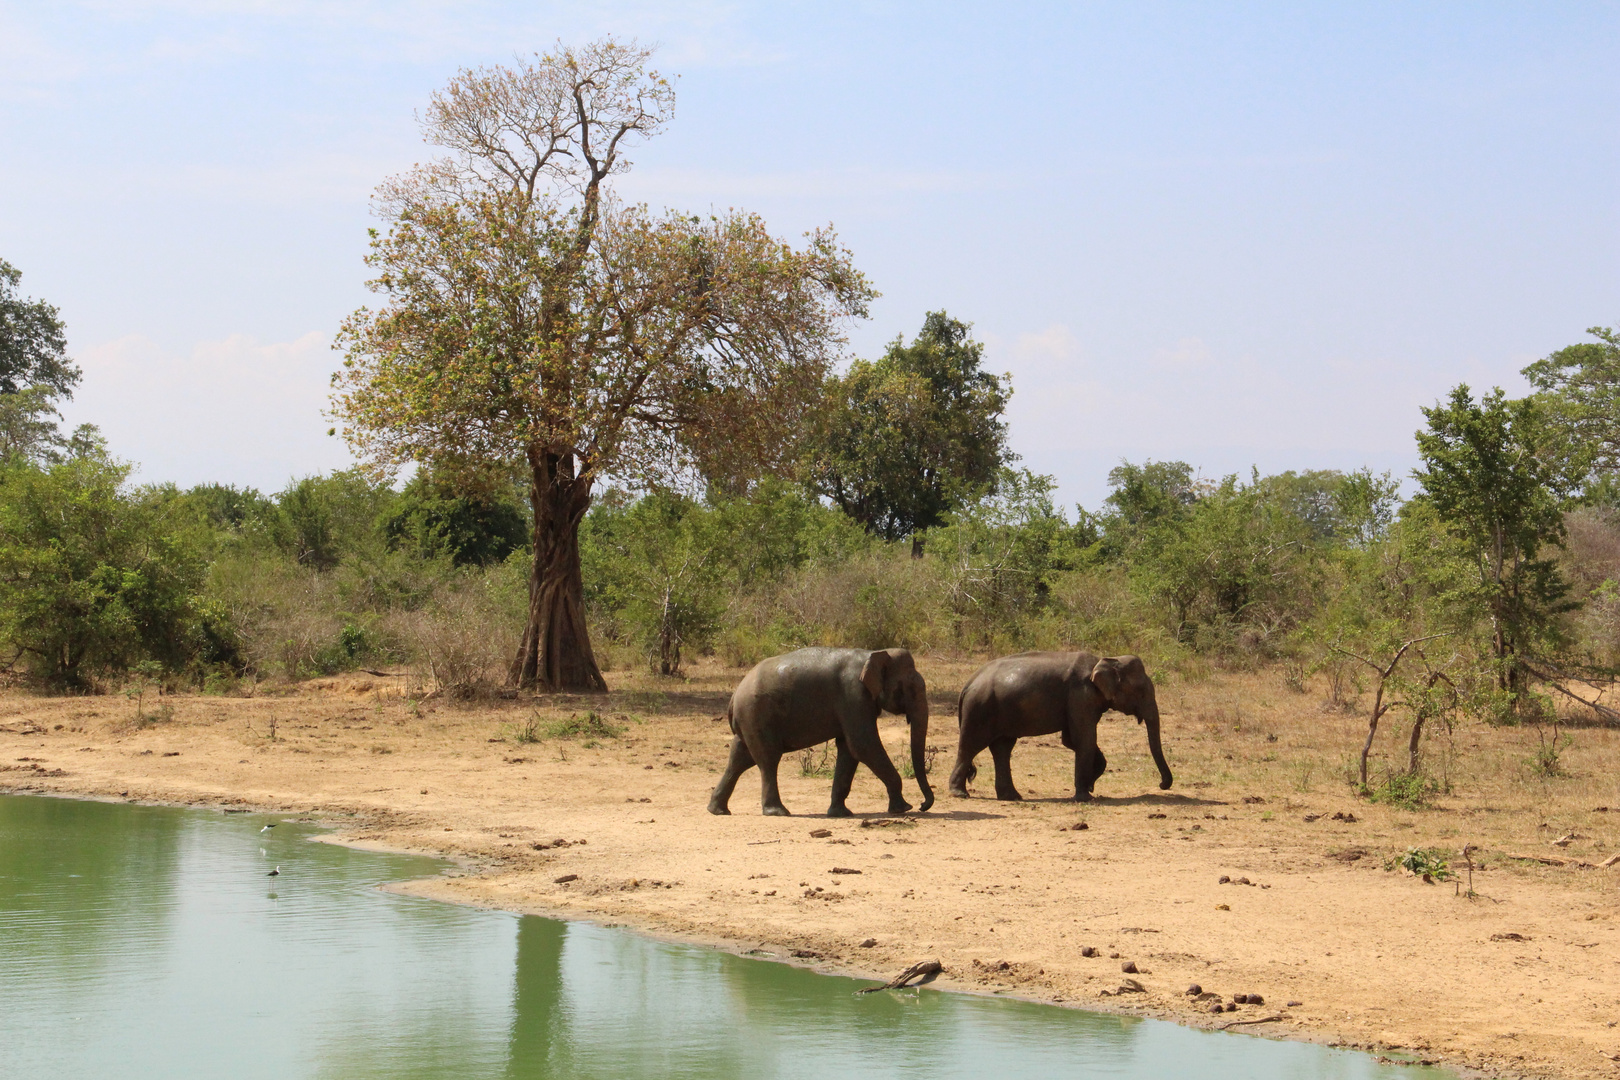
[2,656,1616,1079]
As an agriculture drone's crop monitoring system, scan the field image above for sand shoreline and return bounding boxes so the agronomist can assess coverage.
[2,662,1616,1079]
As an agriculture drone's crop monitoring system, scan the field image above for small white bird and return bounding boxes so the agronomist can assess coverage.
[259,824,276,833]
[267,866,280,877]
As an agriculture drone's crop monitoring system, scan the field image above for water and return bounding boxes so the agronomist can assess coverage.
[0,793,1449,1079]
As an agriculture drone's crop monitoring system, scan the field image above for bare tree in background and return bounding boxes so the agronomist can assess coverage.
[335,39,873,690]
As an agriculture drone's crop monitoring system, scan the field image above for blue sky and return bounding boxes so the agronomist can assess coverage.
[2,1,1616,510]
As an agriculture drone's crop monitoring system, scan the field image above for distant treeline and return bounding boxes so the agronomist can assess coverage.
[4,248,1620,737]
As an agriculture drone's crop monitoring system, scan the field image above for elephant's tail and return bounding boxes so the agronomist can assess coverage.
[719,699,738,736]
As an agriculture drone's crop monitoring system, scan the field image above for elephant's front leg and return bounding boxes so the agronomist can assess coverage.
[826,737,858,818]
[988,737,1022,800]
[847,725,912,815]
[757,750,791,816]
[707,736,755,815]
[1071,721,1100,802]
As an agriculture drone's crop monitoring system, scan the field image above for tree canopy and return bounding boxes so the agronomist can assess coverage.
[1413,384,1589,693]
[1522,324,1620,473]
[0,259,78,398]
[334,38,873,690]
[806,311,1011,543]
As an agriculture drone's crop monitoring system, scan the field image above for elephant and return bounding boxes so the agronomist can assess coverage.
[707,647,934,817]
[948,651,1171,802]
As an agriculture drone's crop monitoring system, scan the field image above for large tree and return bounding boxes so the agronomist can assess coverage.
[334,39,872,690]
[1522,324,1620,471]
[806,311,1012,545]
[1413,384,1588,694]
[0,259,78,398]
[0,259,83,464]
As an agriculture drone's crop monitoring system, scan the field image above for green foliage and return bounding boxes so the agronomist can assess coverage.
[545,712,623,740]
[0,258,79,398]
[583,481,866,674]
[928,469,1087,643]
[807,312,1013,542]
[1368,770,1440,810]
[270,471,397,570]
[0,450,207,689]
[1123,472,1323,653]
[1390,846,1452,881]
[1414,384,1589,693]
[1522,325,1620,473]
[379,470,528,566]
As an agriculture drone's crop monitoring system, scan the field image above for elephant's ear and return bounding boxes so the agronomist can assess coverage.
[1090,657,1122,702]
[860,651,891,701]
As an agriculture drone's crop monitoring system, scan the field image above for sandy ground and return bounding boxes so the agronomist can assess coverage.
[3,656,1618,1079]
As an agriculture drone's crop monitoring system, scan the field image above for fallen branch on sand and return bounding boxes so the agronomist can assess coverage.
[856,960,943,993]
[1220,1014,1283,1029]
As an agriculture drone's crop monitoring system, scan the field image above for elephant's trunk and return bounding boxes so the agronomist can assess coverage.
[909,698,934,812]
[1143,700,1173,791]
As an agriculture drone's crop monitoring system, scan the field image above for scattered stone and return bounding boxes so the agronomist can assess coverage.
[1287,1000,1303,1007]
[1080,946,1098,957]
[1233,993,1249,1004]
[553,874,578,884]
[1186,984,1203,996]
[809,829,832,838]
[1058,821,1089,831]
[1209,1003,1225,1014]
[859,938,877,948]
[161,751,180,757]
[1246,993,1264,1005]
[1331,811,1358,823]
[1120,961,1138,974]
[792,949,821,958]
[830,867,861,874]
[1224,1002,1237,1012]
[1218,875,1231,883]
[1215,904,1230,911]
[1147,812,1167,819]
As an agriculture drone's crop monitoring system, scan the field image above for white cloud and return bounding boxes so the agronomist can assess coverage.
[62,331,355,491]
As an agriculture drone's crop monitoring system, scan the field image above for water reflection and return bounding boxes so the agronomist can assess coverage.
[0,794,1449,1080]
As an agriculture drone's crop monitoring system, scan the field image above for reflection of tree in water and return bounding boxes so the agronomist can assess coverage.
[504,916,570,1078]
[499,919,1146,1079]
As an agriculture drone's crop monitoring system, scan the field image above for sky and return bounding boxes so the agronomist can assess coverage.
[1,1,1616,511]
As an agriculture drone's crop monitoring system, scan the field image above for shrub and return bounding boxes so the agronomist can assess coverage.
[0,453,207,688]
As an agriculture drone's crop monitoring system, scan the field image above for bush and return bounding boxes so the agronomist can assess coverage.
[0,453,207,688]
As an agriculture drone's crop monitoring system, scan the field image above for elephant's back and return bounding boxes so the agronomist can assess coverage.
[963,652,1091,712]
[738,647,861,703]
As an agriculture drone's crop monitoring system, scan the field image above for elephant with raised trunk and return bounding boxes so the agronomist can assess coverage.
[708,647,934,817]
[949,651,1171,802]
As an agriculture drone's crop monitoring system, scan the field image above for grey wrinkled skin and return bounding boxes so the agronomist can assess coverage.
[708,647,934,817]
[948,651,1172,802]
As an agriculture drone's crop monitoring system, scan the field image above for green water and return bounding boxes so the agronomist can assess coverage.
[0,794,1450,1079]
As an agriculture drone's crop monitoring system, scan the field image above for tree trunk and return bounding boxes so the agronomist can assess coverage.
[508,450,607,692]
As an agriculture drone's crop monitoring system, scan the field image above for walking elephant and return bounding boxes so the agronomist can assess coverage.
[948,651,1172,802]
[708,647,934,817]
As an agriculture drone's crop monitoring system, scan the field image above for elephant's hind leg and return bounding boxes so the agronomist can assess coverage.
[758,751,791,816]
[708,736,756,815]
[827,737,857,818]
[988,737,1022,801]
[949,725,990,798]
